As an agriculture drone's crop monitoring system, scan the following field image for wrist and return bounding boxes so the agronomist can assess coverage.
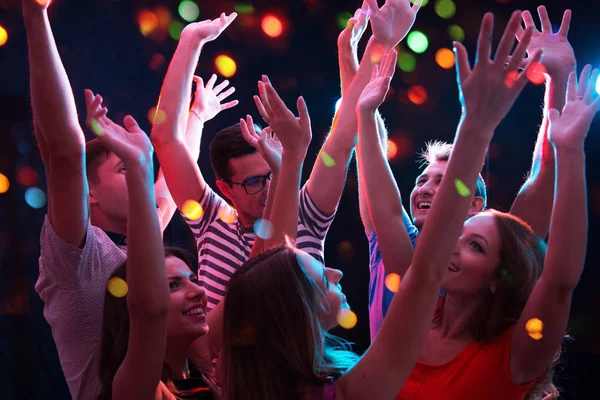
[552,142,585,156]
[282,149,307,165]
[457,116,496,142]
[190,109,206,125]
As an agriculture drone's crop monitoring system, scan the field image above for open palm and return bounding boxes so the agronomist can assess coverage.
[240,115,282,171]
[365,0,421,47]
[357,48,397,111]
[182,12,237,44]
[95,115,153,165]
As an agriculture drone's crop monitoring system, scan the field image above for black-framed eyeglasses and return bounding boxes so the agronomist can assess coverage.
[225,172,272,195]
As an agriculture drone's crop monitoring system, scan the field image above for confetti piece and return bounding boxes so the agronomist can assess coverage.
[454,179,471,197]
[90,119,104,136]
[385,273,401,293]
[254,218,274,239]
[337,309,358,329]
[182,200,203,220]
[321,151,336,167]
[107,277,128,298]
[526,318,543,340]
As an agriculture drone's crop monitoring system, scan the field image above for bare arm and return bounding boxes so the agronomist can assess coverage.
[339,13,538,400]
[23,0,87,247]
[510,8,575,238]
[510,69,599,384]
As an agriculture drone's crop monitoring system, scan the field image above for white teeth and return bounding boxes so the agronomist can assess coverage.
[448,266,459,272]
[418,202,431,210]
[183,307,205,316]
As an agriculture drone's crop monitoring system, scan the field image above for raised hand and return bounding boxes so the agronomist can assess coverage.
[357,48,397,112]
[181,12,237,44]
[454,11,541,132]
[253,76,312,162]
[191,74,238,123]
[22,0,50,13]
[548,66,600,151]
[338,2,370,55]
[93,114,153,166]
[240,115,282,172]
[84,89,108,134]
[517,7,575,78]
[365,0,422,48]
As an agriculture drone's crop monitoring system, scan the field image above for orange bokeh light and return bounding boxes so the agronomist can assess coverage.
[215,55,237,78]
[0,26,7,47]
[387,139,398,159]
[36,0,51,6]
[138,10,159,37]
[407,85,428,105]
[526,62,547,85]
[261,15,283,38]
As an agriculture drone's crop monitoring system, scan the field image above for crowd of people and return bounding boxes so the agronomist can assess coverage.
[23,0,598,398]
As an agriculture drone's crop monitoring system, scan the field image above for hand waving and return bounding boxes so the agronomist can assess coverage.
[338,2,370,54]
[240,115,282,172]
[191,74,238,123]
[253,76,312,162]
[454,11,541,132]
[93,114,153,166]
[181,12,237,44]
[357,48,397,112]
[548,66,600,151]
[84,89,108,134]
[516,6,575,78]
[365,0,422,48]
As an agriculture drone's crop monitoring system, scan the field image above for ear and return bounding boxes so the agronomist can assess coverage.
[89,185,99,205]
[215,179,234,202]
[469,196,484,214]
[490,280,499,294]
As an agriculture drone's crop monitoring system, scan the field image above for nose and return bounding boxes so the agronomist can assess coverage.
[326,268,343,284]
[419,181,435,196]
[187,280,206,300]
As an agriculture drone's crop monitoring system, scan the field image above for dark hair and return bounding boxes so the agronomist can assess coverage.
[419,140,487,210]
[209,123,261,181]
[433,210,560,398]
[86,138,112,184]
[98,247,214,399]
[221,245,358,400]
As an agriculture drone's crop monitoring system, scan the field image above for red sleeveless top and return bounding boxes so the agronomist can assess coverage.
[396,327,538,400]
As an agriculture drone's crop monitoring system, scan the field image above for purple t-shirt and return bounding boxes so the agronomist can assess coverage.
[368,208,419,341]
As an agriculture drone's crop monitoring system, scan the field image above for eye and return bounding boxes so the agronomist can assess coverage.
[416,179,426,187]
[118,166,126,173]
[169,281,179,290]
[470,241,484,253]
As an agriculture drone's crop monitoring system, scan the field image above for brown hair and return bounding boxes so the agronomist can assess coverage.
[419,140,487,210]
[208,123,261,182]
[97,247,216,399]
[221,246,358,400]
[433,210,561,398]
[85,138,112,184]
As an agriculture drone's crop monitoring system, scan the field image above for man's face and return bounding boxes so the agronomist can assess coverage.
[410,160,448,230]
[89,152,129,226]
[221,153,271,222]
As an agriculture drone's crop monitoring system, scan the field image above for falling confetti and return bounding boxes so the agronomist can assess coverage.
[107,277,128,298]
[385,273,401,293]
[90,119,104,136]
[454,179,471,197]
[254,218,274,239]
[182,199,203,220]
[526,318,543,340]
[321,151,336,167]
[337,309,358,329]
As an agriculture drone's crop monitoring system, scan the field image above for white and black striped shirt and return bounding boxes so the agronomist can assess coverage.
[182,185,335,310]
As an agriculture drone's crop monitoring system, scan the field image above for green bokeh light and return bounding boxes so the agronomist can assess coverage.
[336,11,353,30]
[178,1,199,22]
[448,24,464,41]
[407,31,428,54]
[169,21,185,40]
[398,52,417,72]
[435,0,456,19]
[234,3,255,14]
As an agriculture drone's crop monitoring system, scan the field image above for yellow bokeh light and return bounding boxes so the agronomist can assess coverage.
[435,48,455,69]
[107,277,128,298]
[337,309,358,329]
[215,55,237,78]
[148,107,166,125]
[138,10,159,37]
[0,173,10,193]
[385,273,401,293]
[182,199,203,220]
[387,139,398,160]
[408,85,428,105]
[219,208,238,224]
[526,318,543,340]
[0,26,8,47]
[36,0,51,6]
[261,15,283,38]
[321,151,336,167]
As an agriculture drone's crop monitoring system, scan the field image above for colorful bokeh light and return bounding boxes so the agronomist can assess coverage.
[169,21,185,40]
[0,173,9,193]
[435,48,455,69]
[215,55,237,78]
[254,218,274,239]
[182,199,203,220]
[526,318,543,340]
[107,277,128,298]
[0,26,7,47]
[138,10,159,37]
[385,273,401,292]
[337,309,358,329]
[435,0,456,19]
[148,107,167,125]
[387,139,398,160]
[411,0,429,6]
[407,31,428,54]
[408,85,428,105]
[398,52,417,72]
[234,3,255,14]
[526,62,547,85]
[178,1,200,22]
[596,74,600,95]
[448,24,464,41]
[336,11,353,30]
[262,15,283,38]
[24,187,46,209]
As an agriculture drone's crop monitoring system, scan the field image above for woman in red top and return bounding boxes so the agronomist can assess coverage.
[393,8,599,400]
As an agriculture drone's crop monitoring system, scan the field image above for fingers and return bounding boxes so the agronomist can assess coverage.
[370,64,379,82]
[365,0,379,13]
[296,96,311,128]
[495,10,523,65]
[506,27,532,71]
[537,6,552,32]
[380,48,398,78]
[84,89,94,109]
[206,74,217,90]
[217,86,236,101]
[263,80,289,116]
[453,41,471,84]
[258,81,272,113]
[123,115,141,133]
[558,9,572,37]
[240,115,259,147]
[476,13,494,64]
[577,64,592,98]
[221,100,239,110]
[254,95,270,123]
[516,49,543,87]
[521,10,537,31]
[515,24,525,42]
[547,108,560,124]
[411,0,423,12]
[584,69,600,104]
[566,71,577,102]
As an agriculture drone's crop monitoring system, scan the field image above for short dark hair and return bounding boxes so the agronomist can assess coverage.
[419,141,487,210]
[85,138,112,184]
[209,123,261,181]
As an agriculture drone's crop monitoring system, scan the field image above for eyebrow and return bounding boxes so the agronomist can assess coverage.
[167,273,196,281]
[470,233,489,247]
[242,172,271,182]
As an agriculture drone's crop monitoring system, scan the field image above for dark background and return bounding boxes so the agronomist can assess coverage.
[1,0,599,398]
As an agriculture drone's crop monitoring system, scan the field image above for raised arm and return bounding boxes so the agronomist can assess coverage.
[306,0,421,216]
[150,14,237,210]
[355,50,413,278]
[90,115,170,400]
[339,13,539,400]
[510,68,599,384]
[510,7,575,238]
[23,0,87,246]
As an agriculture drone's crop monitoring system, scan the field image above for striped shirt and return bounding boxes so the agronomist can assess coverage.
[183,185,335,310]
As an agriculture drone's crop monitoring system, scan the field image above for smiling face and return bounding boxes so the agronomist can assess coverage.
[165,256,209,340]
[442,213,502,295]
